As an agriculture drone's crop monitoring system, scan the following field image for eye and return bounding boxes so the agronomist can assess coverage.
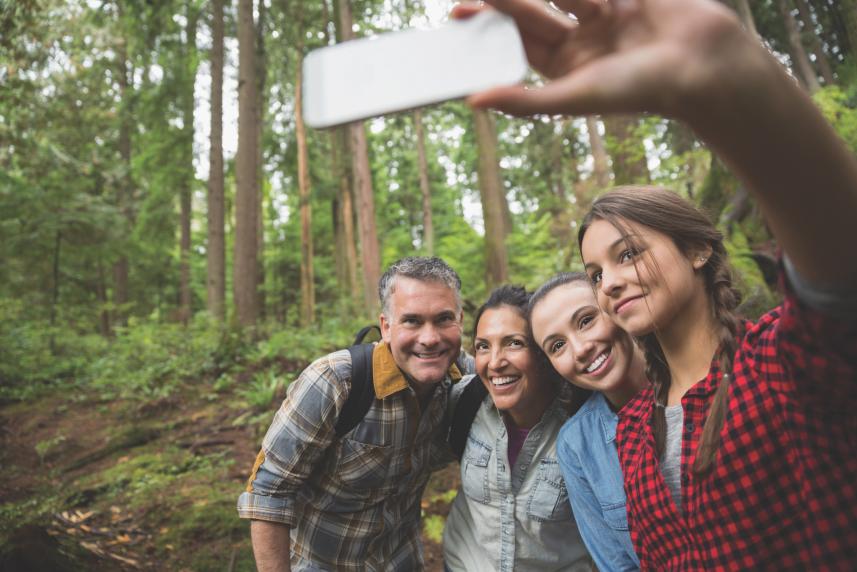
[578,314,594,329]
[474,340,489,353]
[619,248,638,264]
[589,270,602,285]
[509,339,526,349]
[548,339,566,355]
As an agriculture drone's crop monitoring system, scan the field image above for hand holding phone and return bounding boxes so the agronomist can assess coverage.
[303,11,528,129]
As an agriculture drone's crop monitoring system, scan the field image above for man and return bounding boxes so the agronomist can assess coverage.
[238,256,467,571]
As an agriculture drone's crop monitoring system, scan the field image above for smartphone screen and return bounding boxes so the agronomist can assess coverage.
[303,11,528,129]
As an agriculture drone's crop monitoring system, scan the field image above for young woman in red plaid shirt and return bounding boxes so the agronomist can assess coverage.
[455,0,857,568]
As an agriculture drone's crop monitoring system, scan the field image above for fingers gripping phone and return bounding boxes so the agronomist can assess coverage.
[303,11,528,129]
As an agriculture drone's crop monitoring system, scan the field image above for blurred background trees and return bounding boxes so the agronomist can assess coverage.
[2,0,857,379]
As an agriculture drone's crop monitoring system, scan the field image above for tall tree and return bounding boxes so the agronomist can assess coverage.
[235,0,260,326]
[337,0,380,313]
[729,0,758,35]
[207,0,226,320]
[324,0,359,300]
[793,0,835,84]
[256,0,267,318]
[113,2,132,327]
[779,0,821,92]
[473,109,509,288]
[294,2,315,325]
[602,115,649,185]
[585,116,611,189]
[179,2,200,324]
[413,109,434,254]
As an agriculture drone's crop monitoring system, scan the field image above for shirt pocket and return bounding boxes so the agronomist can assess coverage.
[527,458,573,522]
[461,436,492,505]
[337,437,392,491]
[601,500,630,532]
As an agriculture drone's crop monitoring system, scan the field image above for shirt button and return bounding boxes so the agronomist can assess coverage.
[685,422,695,432]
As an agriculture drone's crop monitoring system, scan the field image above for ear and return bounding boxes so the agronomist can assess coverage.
[691,244,714,270]
[379,313,392,344]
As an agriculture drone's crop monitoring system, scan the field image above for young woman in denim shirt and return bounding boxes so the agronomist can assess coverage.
[443,285,593,572]
[530,273,647,571]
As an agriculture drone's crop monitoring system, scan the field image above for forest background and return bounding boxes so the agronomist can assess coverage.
[2,0,857,570]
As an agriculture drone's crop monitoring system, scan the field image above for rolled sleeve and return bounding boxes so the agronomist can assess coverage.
[237,351,349,525]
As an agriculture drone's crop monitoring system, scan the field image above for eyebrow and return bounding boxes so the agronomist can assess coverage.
[584,234,639,270]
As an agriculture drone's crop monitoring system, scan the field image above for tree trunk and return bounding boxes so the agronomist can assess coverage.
[295,3,315,326]
[207,0,226,321]
[114,7,131,327]
[179,3,198,325]
[793,0,835,84]
[602,115,649,185]
[96,262,112,338]
[585,116,611,189]
[338,0,380,314]
[842,0,857,60]
[473,109,509,288]
[256,0,267,320]
[729,0,758,36]
[779,0,821,93]
[325,0,358,299]
[49,230,61,355]
[234,0,260,327]
[413,110,434,255]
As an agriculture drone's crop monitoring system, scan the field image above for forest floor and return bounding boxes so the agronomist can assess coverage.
[0,372,460,571]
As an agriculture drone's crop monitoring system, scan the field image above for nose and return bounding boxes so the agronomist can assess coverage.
[417,323,441,347]
[599,267,624,298]
[487,346,507,372]
[571,335,596,368]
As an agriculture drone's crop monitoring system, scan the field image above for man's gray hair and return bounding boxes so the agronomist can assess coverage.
[378,256,462,315]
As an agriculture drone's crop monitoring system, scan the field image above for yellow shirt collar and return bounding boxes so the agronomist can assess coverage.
[372,342,463,399]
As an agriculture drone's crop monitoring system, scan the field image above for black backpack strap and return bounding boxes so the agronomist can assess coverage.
[352,325,381,346]
[449,377,489,461]
[334,343,377,438]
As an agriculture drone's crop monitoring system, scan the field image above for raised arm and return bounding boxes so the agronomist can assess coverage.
[457,0,857,287]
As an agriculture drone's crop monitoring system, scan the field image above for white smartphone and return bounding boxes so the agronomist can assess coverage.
[303,11,528,129]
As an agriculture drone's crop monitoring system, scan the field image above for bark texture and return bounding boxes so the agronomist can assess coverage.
[234,0,260,326]
[207,0,226,320]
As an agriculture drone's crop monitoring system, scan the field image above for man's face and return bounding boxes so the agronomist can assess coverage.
[380,276,463,395]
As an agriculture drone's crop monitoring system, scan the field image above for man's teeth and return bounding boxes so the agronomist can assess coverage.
[491,376,519,386]
[416,352,441,358]
[585,351,610,373]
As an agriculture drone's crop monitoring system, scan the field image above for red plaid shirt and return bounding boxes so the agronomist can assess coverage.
[617,286,857,570]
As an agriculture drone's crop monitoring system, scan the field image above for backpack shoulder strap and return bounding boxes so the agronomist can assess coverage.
[352,325,381,346]
[334,343,377,438]
[449,377,489,461]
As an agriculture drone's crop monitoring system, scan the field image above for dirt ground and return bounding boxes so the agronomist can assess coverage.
[0,388,461,571]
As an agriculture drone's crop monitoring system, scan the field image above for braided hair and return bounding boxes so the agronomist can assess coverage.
[579,187,743,476]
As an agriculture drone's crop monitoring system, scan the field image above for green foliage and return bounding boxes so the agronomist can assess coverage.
[725,228,780,320]
[422,514,446,544]
[813,83,857,154]
[84,316,244,400]
[237,369,289,411]
[34,433,67,464]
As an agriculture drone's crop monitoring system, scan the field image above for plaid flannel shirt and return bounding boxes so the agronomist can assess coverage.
[617,274,857,570]
[237,342,462,571]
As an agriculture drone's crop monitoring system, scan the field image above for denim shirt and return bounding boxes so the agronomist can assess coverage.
[557,392,640,572]
[443,376,593,572]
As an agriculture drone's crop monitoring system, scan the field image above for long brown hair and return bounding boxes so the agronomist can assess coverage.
[578,186,743,477]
